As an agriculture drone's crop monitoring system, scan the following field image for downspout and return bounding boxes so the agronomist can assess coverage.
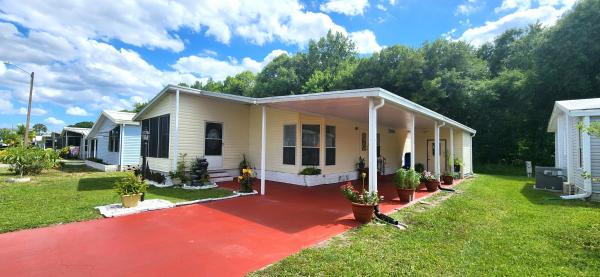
[561,116,592,200]
[119,124,124,171]
[172,89,180,171]
[470,132,476,176]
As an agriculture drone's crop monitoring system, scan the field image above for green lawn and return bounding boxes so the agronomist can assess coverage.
[0,163,233,233]
[253,174,600,276]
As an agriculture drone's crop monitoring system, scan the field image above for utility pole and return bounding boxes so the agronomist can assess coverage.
[3,62,35,145]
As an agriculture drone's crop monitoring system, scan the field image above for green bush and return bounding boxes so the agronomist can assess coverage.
[115,173,148,196]
[299,167,321,175]
[0,146,59,177]
[394,168,420,189]
[59,147,70,159]
[415,163,425,173]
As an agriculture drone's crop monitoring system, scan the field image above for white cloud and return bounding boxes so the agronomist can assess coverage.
[349,30,382,54]
[0,0,347,50]
[45,117,65,126]
[456,0,481,16]
[376,4,387,11]
[173,49,288,81]
[458,1,576,46]
[0,62,5,75]
[18,107,47,116]
[320,0,370,16]
[66,106,89,116]
[495,0,533,12]
[389,0,397,5]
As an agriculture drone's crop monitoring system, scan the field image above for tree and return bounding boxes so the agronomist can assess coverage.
[121,102,147,113]
[32,123,48,134]
[69,121,94,128]
[222,71,255,96]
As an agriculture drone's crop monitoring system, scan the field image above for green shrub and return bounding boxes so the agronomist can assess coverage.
[115,173,148,196]
[59,147,70,159]
[0,146,59,177]
[394,168,420,189]
[299,167,321,175]
[415,163,425,173]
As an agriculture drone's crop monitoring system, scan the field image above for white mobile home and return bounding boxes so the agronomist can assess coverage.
[134,85,475,194]
[84,111,141,171]
[548,98,600,201]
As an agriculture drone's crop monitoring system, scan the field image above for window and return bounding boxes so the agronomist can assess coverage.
[283,125,296,165]
[302,124,320,166]
[326,125,335,165]
[141,114,170,158]
[108,126,120,152]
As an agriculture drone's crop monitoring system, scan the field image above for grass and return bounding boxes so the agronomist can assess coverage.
[0,163,233,233]
[252,174,600,276]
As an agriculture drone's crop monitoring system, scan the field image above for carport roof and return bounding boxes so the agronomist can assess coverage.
[134,85,476,134]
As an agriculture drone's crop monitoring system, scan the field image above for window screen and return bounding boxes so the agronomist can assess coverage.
[283,125,296,165]
[302,124,320,166]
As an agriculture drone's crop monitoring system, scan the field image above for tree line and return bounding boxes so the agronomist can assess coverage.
[178,0,598,166]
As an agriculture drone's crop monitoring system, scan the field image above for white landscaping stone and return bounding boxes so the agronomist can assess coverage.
[233,190,259,196]
[95,199,175,217]
[182,184,218,190]
[147,180,173,188]
[6,177,31,183]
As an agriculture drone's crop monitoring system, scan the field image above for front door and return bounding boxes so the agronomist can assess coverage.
[426,140,446,173]
[205,122,223,170]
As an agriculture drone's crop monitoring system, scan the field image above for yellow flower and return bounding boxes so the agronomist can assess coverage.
[242,168,249,174]
[247,169,253,175]
[361,172,367,179]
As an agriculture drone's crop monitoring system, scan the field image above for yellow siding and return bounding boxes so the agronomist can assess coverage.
[247,107,406,175]
[140,93,173,172]
[176,94,250,170]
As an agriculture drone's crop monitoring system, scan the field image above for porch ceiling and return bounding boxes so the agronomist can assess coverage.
[268,97,437,130]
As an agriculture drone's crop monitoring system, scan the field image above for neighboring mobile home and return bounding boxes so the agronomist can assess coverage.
[134,85,475,194]
[84,111,141,171]
[548,98,600,201]
[60,127,90,158]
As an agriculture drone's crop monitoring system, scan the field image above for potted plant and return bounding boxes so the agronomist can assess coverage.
[115,173,148,208]
[394,168,420,202]
[422,171,439,192]
[168,153,188,186]
[356,156,367,179]
[237,168,256,193]
[239,154,251,175]
[340,182,381,223]
[454,157,464,178]
[441,171,455,185]
[299,167,322,186]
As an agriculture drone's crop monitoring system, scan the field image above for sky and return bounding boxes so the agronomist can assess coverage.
[0,0,577,132]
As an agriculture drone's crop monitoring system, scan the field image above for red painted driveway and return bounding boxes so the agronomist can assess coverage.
[0,177,455,276]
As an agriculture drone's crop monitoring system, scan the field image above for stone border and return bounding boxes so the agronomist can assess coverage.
[84,160,119,172]
[96,190,259,217]
[182,184,218,190]
[6,177,31,183]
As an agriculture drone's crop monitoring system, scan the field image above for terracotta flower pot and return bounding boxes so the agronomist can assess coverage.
[121,193,142,208]
[397,188,415,203]
[425,180,439,192]
[442,175,454,185]
[351,202,375,223]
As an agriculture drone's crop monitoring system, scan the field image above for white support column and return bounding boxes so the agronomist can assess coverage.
[450,127,454,173]
[583,116,592,191]
[410,113,415,170]
[434,121,440,180]
[368,98,377,192]
[172,89,180,170]
[565,113,572,184]
[260,106,267,195]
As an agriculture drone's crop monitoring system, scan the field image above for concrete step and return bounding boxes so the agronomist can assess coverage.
[210,176,235,183]
[208,171,231,178]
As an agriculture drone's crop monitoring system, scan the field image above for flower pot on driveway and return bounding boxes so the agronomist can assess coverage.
[351,202,375,223]
[425,180,439,192]
[121,193,142,208]
[397,188,415,203]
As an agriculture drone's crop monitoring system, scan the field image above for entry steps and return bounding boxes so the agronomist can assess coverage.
[208,170,235,183]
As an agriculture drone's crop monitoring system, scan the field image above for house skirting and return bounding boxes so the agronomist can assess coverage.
[85,160,119,172]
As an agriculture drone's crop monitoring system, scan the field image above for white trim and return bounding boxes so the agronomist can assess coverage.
[118,124,124,168]
[172,89,180,170]
[134,85,476,135]
[368,98,385,192]
[260,105,266,195]
[566,113,572,183]
[434,121,440,179]
[583,116,592,192]
[569,109,600,116]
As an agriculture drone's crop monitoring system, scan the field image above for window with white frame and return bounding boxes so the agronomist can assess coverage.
[108,126,120,152]
[302,124,320,166]
[325,125,336,165]
[283,124,296,165]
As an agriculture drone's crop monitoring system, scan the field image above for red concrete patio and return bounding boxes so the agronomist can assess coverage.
[0,176,456,276]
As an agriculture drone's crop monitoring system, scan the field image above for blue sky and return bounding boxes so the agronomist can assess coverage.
[0,0,576,132]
